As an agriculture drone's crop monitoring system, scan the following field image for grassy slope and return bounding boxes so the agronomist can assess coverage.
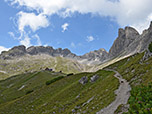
[106,52,152,86]
[0,55,90,80]
[0,70,119,114]
[106,52,152,113]
[0,71,65,105]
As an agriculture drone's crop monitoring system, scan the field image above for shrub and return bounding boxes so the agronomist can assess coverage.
[67,73,74,76]
[26,90,34,95]
[128,83,152,113]
[46,76,64,85]
[148,42,152,52]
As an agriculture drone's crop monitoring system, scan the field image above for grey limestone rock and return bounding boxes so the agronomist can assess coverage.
[79,76,88,85]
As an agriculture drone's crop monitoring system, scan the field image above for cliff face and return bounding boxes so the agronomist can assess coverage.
[109,21,152,58]
[109,27,140,58]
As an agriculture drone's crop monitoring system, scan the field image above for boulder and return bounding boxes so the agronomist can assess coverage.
[79,76,88,85]
[90,75,99,82]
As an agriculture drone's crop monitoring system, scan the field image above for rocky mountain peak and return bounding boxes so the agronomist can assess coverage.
[11,45,26,52]
[109,26,140,58]
[124,26,139,39]
[81,48,108,62]
[0,45,26,59]
[118,28,125,37]
[149,21,152,29]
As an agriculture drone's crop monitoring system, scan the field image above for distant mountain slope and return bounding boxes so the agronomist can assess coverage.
[0,45,108,63]
[0,55,91,80]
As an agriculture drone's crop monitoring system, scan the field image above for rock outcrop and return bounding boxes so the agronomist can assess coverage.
[109,27,140,58]
[0,45,26,59]
[109,21,152,59]
[79,76,88,85]
[90,75,99,82]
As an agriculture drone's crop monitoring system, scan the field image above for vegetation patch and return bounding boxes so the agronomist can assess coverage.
[148,42,152,52]
[0,70,119,114]
[128,83,152,113]
[26,90,34,95]
[67,73,74,76]
[106,52,152,113]
[45,76,64,85]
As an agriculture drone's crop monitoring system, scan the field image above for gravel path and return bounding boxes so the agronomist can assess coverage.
[97,69,131,114]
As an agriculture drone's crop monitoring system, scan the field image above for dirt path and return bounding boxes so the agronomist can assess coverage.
[97,69,131,114]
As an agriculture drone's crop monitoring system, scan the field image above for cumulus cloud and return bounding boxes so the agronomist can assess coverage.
[0,46,9,54]
[17,11,49,32]
[6,0,152,33]
[61,23,69,32]
[86,36,95,42]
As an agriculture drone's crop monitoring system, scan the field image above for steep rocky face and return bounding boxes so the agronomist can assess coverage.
[109,27,140,58]
[27,46,54,55]
[80,48,108,62]
[138,22,152,52]
[0,45,26,59]
[109,21,152,59]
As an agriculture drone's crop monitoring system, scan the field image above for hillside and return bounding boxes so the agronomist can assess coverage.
[0,54,91,80]
[106,50,152,113]
[0,49,151,113]
[0,69,119,114]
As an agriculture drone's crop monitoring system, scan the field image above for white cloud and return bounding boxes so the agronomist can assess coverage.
[6,0,152,33]
[71,42,76,48]
[8,32,17,39]
[20,34,31,47]
[61,23,69,32]
[0,46,9,54]
[32,34,42,46]
[86,36,95,42]
[17,11,49,32]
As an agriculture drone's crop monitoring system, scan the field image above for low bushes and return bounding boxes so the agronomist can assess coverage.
[26,90,34,95]
[46,76,64,85]
[67,73,74,76]
[128,83,152,113]
[148,42,152,52]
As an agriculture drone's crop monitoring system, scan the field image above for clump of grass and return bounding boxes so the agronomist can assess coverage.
[67,73,74,76]
[45,76,64,85]
[148,42,152,53]
[26,90,34,95]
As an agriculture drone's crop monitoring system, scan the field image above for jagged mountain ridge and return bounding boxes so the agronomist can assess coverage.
[0,45,109,63]
[1,21,152,64]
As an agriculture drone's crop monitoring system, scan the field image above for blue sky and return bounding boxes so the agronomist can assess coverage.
[0,0,152,55]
